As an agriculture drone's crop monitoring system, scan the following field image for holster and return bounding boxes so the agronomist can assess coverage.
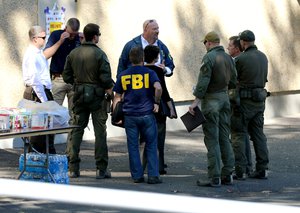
[23,86,34,100]
[251,88,268,102]
[23,86,53,102]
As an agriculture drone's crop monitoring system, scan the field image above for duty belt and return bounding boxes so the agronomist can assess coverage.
[239,88,253,98]
[51,73,62,79]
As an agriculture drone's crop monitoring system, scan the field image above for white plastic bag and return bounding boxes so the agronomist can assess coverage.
[17,99,70,127]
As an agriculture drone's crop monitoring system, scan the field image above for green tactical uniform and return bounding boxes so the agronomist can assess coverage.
[63,41,114,173]
[193,45,237,179]
[231,44,269,176]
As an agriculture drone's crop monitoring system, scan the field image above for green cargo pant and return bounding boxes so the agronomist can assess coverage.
[231,99,269,175]
[201,91,235,178]
[231,106,253,174]
[68,101,108,173]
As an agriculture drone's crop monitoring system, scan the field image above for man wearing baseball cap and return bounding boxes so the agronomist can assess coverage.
[189,31,237,187]
[238,30,255,42]
[231,30,269,180]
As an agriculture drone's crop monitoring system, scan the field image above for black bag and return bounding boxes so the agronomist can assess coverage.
[159,98,177,119]
[111,100,124,128]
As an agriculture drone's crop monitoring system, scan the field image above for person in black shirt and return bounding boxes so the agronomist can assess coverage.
[142,45,176,175]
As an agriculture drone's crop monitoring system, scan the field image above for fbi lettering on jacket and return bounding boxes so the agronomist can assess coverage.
[121,73,150,90]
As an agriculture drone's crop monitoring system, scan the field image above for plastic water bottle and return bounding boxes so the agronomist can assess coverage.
[19,153,69,184]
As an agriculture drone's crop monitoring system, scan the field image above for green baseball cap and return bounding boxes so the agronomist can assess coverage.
[202,31,220,43]
[239,30,255,42]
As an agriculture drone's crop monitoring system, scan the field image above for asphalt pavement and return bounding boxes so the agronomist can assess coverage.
[0,114,300,212]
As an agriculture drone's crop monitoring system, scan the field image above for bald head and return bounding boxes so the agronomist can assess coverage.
[142,19,159,44]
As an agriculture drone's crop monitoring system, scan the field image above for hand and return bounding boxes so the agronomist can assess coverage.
[60,32,70,42]
[153,103,159,113]
[115,120,123,125]
[169,108,177,119]
[78,32,84,42]
[188,99,200,116]
[188,106,196,116]
[157,60,166,72]
[157,63,166,70]
[188,102,198,116]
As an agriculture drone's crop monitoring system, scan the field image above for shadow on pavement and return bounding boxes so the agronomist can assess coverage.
[1,115,300,212]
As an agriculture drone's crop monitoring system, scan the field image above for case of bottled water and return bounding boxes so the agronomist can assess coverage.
[19,153,69,184]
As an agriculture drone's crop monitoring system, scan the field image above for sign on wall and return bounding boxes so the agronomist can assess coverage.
[44,2,66,38]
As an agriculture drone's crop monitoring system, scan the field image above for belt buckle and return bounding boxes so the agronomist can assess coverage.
[52,73,61,80]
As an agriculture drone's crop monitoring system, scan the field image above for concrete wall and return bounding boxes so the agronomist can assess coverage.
[75,0,300,100]
[0,0,300,148]
[1,0,300,108]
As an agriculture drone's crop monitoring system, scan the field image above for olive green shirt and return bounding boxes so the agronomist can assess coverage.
[235,45,268,88]
[63,41,113,90]
[193,46,237,99]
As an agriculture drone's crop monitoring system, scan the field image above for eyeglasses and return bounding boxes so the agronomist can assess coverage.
[35,36,46,40]
[144,19,154,31]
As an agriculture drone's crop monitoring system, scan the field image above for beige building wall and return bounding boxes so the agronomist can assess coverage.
[0,0,300,114]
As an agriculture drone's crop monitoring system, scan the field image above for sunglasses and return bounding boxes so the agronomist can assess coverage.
[36,36,46,40]
[144,19,154,31]
[203,40,207,45]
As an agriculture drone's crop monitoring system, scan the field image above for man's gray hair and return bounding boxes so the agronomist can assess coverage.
[28,26,44,40]
[67,18,80,31]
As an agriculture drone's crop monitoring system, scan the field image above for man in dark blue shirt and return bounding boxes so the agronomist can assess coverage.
[113,46,163,184]
[43,18,80,154]
[44,18,81,109]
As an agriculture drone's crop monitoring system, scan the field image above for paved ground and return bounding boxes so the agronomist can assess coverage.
[0,114,300,212]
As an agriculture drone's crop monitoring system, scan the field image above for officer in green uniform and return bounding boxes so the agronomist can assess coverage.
[231,30,269,179]
[189,31,237,187]
[63,23,114,179]
[228,36,253,177]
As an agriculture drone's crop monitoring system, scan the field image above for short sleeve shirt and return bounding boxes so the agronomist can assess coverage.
[113,66,160,115]
[44,30,80,73]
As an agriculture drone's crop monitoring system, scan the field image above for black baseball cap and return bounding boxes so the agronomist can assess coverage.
[239,30,255,42]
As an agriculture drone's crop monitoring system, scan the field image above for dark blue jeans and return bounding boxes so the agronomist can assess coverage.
[124,113,159,179]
